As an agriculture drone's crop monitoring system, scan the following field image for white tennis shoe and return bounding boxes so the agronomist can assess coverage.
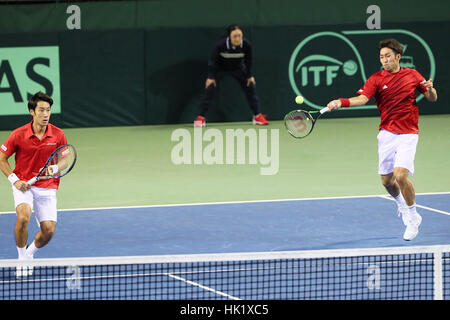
[402,212,422,241]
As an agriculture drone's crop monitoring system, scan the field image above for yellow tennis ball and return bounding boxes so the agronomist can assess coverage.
[295,96,304,104]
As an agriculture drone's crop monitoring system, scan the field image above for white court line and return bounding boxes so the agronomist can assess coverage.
[167,273,240,300]
[0,191,449,215]
[0,269,241,300]
[0,194,385,215]
[379,195,450,216]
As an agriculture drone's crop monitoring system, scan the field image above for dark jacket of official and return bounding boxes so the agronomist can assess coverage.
[207,37,253,80]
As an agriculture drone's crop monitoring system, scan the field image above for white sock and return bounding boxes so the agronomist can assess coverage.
[17,246,27,260]
[394,193,406,206]
[26,241,38,258]
[407,204,417,216]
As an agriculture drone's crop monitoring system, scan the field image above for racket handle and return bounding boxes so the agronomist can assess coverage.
[27,177,37,186]
[320,107,329,114]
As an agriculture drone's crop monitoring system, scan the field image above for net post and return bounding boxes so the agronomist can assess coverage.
[433,248,443,300]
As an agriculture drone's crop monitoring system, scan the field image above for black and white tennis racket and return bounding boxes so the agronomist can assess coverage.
[284,107,329,139]
[27,144,77,185]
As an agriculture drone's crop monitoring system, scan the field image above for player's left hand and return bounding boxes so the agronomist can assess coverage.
[48,165,59,176]
[421,79,434,91]
[247,77,256,87]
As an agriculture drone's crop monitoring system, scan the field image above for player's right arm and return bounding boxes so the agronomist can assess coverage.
[327,95,369,111]
[327,74,377,111]
[0,152,29,191]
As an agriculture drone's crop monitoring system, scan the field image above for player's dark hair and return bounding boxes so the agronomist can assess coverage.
[379,38,403,56]
[226,24,243,37]
[28,91,53,111]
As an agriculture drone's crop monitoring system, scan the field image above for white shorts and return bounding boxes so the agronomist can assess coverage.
[377,129,418,176]
[12,186,57,226]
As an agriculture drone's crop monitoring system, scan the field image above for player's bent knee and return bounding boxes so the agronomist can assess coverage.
[381,178,393,188]
[393,168,409,185]
[16,204,31,226]
[44,227,55,237]
[381,174,395,188]
[40,222,56,238]
[42,229,55,242]
[16,216,30,228]
[16,203,31,215]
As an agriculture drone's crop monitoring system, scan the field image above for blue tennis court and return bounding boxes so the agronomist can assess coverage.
[0,193,449,300]
[0,193,449,258]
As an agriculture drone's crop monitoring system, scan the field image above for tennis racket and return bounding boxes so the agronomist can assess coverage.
[284,107,329,139]
[27,144,77,185]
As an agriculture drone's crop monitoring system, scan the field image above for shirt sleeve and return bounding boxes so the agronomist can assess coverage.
[1,132,17,157]
[356,74,377,99]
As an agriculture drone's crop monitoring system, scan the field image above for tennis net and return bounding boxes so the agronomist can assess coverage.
[1,245,449,300]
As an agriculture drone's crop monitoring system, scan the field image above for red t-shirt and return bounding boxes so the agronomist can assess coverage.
[357,68,427,134]
[1,121,67,189]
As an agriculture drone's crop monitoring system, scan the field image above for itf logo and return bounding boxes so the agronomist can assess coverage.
[288,30,435,111]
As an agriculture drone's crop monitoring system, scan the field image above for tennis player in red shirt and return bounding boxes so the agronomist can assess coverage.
[326,38,437,241]
[0,92,67,274]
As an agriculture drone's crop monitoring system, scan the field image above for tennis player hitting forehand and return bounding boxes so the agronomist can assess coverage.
[0,92,68,274]
[326,39,437,241]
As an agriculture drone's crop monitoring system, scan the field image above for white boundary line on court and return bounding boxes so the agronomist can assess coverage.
[378,195,450,216]
[167,273,240,300]
[0,191,449,215]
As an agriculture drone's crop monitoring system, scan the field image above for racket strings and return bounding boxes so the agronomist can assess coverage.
[49,154,60,166]
[285,111,313,138]
[52,145,76,176]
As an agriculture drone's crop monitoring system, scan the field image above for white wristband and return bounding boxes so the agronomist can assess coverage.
[8,173,19,185]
